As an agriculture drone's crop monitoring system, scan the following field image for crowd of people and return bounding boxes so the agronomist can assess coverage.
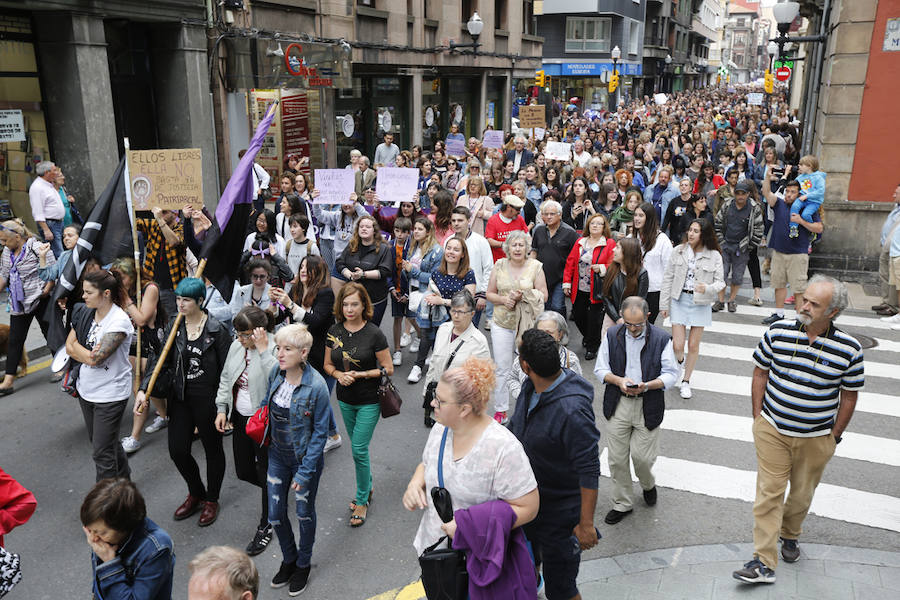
[0,85,870,599]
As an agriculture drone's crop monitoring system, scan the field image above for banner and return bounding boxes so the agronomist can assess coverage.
[518,105,546,129]
[482,130,504,149]
[376,167,419,206]
[534,127,546,141]
[544,141,571,162]
[127,148,203,211]
[445,138,466,157]
[281,91,311,168]
[313,169,355,204]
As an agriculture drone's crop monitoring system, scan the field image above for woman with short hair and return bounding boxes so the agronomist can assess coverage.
[509,310,582,399]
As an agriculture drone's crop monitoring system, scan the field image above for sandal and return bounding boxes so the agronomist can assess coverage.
[348,490,374,512]
[350,504,368,527]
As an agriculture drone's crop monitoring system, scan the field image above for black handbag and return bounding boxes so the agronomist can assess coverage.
[377,366,403,418]
[418,428,468,600]
[422,338,466,410]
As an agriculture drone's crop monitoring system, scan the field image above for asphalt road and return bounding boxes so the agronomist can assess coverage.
[1,295,898,599]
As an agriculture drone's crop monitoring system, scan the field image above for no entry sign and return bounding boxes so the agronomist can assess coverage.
[775,67,792,82]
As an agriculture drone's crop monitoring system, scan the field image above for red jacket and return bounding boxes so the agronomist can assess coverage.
[562,237,616,304]
[0,467,36,547]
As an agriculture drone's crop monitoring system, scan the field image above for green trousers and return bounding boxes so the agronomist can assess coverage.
[338,401,381,506]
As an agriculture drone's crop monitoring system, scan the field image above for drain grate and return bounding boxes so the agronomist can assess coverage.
[851,333,878,350]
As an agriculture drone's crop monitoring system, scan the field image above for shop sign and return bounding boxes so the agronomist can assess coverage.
[555,63,642,77]
[376,167,419,206]
[380,110,393,132]
[312,169,355,204]
[518,105,546,129]
[482,130,504,149]
[341,114,355,138]
[127,148,203,211]
[425,106,435,127]
[282,91,311,167]
[0,110,25,143]
[285,43,335,86]
[884,17,900,51]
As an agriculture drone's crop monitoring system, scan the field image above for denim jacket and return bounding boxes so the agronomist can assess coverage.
[261,364,331,488]
[408,244,444,289]
[91,518,174,600]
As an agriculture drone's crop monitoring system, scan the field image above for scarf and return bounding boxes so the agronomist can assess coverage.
[609,203,635,229]
[8,242,28,314]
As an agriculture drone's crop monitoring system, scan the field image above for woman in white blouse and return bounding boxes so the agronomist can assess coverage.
[632,202,673,324]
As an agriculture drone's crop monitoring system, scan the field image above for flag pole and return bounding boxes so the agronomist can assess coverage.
[123,138,144,406]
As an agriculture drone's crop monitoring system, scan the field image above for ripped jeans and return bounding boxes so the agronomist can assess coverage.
[267,403,324,569]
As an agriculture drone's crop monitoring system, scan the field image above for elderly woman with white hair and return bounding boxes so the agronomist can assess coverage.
[509,310,582,400]
[485,229,548,424]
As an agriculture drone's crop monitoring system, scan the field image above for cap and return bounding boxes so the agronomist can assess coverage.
[503,195,526,209]
[735,180,755,194]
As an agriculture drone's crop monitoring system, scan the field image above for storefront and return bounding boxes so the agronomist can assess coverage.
[542,61,643,111]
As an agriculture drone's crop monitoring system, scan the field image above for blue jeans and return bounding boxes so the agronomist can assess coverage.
[485,301,494,322]
[546,282,567,318]
[41,219,64,259]
[268,404,324,569]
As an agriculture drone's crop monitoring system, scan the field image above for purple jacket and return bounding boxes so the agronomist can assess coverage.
[452,500,537,600]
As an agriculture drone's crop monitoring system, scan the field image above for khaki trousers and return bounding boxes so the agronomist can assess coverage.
[879,244,898,307]
[751,416,836,569]
[607,395,660,511]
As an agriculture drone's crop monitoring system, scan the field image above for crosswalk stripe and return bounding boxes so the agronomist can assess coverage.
[688,370,900,419]
[599,448,900,533]
[662,319,900,354]
[664,409,900,467]
[727,304,892,331]
[697,342,899,381]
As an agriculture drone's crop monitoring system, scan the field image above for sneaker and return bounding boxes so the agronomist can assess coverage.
[289,566,311,596]
[492,411,508,425]
[121,436,141,454]
[271,562,297,588]
[409,336,420,353]
[733,558,776,584]
[484,318,492,331]
[785,295,795,305]
[144,415,168,434]
[245,524,272,557]
[679,381,692,399]
[407,365,422,383]
[761,313,783,325]
[48,370,64,383]
[727,301,737,313]
[392,351,403,366]
[880,313,900,323]
[780,537,800,563]
[400,332,411,348]
[425,355,432,366]
[712,301,725,312]
[324,434,342,453]
[748,297,763,306]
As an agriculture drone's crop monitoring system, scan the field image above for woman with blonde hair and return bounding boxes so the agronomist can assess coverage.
[455,175,493,236]
[335,213,393,325]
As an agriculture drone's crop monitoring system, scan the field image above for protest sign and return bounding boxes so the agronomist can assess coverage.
[544,141,572,162]
[534,127,546,141]
[0,110,25,143]
[518,105,546,129]
[482,130,504,149]
[313,169,355,204]
[653,93,668,106]
[747,93,764,106]
[445,137,466,157]
[376,167,419,205]
[127,148,203,211]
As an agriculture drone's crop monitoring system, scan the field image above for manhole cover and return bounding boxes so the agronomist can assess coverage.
[851,333,878,350]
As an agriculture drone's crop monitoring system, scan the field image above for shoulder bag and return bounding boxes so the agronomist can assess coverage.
[423,337,466,410]
[377,366,403,418]
[418,428,468,600]
[245,404,270,446]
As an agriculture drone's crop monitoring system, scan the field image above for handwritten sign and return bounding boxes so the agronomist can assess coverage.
[0,110,25,143]
[445,137,466,157]
[376,167,419,206]
[313,169,355,204]
[544,141,572,162]
[127,148,203,211]
[653,93,668,106]
[747,93,764,106]
[534,127,546,141]
[482,130,505,149]
[518,105,546,129]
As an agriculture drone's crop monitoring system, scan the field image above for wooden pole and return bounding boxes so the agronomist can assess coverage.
[143,258,207,399]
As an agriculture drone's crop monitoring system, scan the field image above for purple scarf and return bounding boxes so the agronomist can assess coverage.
[7,243,27,313]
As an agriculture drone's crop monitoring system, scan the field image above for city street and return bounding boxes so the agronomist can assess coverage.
[2,282,899,599]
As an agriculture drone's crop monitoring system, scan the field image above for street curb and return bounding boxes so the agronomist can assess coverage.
[0,346,53,374]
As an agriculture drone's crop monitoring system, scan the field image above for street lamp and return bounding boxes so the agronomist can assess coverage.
[663,54,672,93]
[610,45,621,109]
[450,11,483,55]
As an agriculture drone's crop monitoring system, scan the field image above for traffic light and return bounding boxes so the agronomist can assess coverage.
[608,71,619,93]
[545,75,551,91]
[764,69,774,94]
[535,70,545,87]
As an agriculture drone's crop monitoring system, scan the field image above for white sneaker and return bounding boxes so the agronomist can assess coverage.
[144,415,168,434]
[409,336,420,353]
[392,351,403,366]
[679,381,692,399]
[121,436,141,454]
[881,313,900,323]
[408,365,423,383]
[484,318,492,331]
[324,434,342,453]
[400,332,411,348]
[425,355,432,366]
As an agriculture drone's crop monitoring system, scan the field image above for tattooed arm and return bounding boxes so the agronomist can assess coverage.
[67,330,127,367]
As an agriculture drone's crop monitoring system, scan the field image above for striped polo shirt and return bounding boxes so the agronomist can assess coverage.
[752,319,864,437]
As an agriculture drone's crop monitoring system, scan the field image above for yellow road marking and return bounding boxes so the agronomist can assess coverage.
[366,580,424,600]
[25,357,52,375]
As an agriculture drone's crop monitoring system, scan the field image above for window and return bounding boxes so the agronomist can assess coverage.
[565,17,611,52]
[523,1,534,35]
[629,20,640,55]
[733,32,746,48]
[461,0,475,22]
[494,0,506,29]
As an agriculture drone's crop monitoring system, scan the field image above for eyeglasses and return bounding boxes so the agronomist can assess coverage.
[432,389,462,410]
[623,320,646,330]
[237,331,254,340]
[450,309,473,317]
[251,274,269,281]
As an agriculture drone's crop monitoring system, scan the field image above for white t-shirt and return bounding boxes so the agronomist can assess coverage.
[235,351,253,417]
[243,232,286,258]
[285,237,320,278]
[76,305,135,403]
[272,381,296,409]
[412,421,537,555]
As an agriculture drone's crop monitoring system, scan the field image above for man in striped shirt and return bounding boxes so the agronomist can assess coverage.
[734,274,864,585]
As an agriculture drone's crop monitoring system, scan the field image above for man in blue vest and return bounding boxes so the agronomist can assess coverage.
[594,296,679,524]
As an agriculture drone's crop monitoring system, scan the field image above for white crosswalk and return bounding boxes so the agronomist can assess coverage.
[601,310,900,534]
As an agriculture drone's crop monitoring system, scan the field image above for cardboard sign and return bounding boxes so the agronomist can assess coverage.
[518,105,546,129]
[0,110,25,143]
[376,167,419,206]
[445,138,466,157]
[482,130,505,149]
[544,141,572,162]
[313,169,355,204]
[127,148,203,211]
[747,93,764,106]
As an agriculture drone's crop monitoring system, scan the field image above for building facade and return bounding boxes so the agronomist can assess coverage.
[722,0,760,83]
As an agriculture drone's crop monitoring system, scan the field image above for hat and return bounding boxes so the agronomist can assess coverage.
[735,180,755,194]
[502,194,525,209]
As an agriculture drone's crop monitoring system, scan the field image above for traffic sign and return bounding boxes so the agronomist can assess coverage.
[774,59,795,70]
[775,67,792,82]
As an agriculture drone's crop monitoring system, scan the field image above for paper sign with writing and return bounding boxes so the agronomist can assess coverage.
[747,93,764,106]
[313,169,355,204]
[518,105,546,129]
[653,93,668,106]
[534,127,546,141]
[544,141,571,162]
[128,148,203,211]
[376,167,419,206]
[445,138,466,157]
[0,110,25,143]
[482,130,505,149]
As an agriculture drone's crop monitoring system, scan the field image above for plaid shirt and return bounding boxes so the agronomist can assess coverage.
[137,217,186,287]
